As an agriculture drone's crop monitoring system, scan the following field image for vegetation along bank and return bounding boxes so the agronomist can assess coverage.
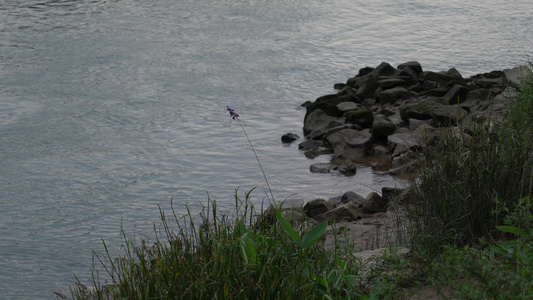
[69,61,533,299]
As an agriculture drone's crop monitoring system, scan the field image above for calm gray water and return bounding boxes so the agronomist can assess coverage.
[1,0,531,298]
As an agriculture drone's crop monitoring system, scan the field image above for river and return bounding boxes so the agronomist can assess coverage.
[0,0,531,298]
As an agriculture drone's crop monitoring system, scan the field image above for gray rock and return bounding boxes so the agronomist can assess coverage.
[338,159,357,176]
[341,191,365,206]
[465,88,492,102]
[400,100,468,126]
[337,101,360,112]
[388,160,418,177]
[327,129,373,160]
[473,77,503,89]
[355,74,379,100]
[362,192,388,213]
[391,151,417,169]
[361,98,377,107]
[305,93,353,120]
[344,109,374,128]
[327,196,343,208]
[372,145,390,158]
[443,84,470,105]
[422,80,439,91]
[304,109,338,135]
[503,65,531,88]
[298,139,323,151]
[395,67,419,81]
[281,133,300,143]
[314,202,363,223]
[372,115,397,140]
[387,124,437,158]
[303,148,333,159]
[377,86,412,105]
[420,70,466,87]
[378,78,406,90]
[397,61,423,76]
[381,187,407,203]
[371,62,397,77]
[446,67,464,80]
[323,124,363,137]
[310,163,334,174]
[304,199,335,219]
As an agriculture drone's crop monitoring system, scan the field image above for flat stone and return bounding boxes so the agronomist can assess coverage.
[337,101,360,112]
[281,133,300,143]
[400,100,468,126]
[377,86,412,105]
[443,84,470,105]
[503,65,531,88]
[310,163,334,174]
[378,78,406,90]
[338,159,357,176]
[314,202,363,223]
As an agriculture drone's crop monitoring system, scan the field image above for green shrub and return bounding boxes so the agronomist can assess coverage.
[71,191,362,299]
[405,65,533,258]
[428,196,533,299]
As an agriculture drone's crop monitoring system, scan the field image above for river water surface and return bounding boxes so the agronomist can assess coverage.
[1,0,531,298]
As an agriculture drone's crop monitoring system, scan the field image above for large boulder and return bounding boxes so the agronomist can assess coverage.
[313,202,363,223]
[377,86,412,105]
[387,124,438,158]
[419,68,466,87]
[381,187,407,203]
[303,109,338,135]
[355,74,379,100]
[362,192,388,213]
[338,159,357,176]
[443,84,470,105]
[503,65,531,88]
[341,191,366,206]
[344,109,374,128]
[327,129,373,160]
[372,115,397,140]
[310,163,335,174]
[304,199,335,219]
[400,100,468,126]
[397,61,423,76]
[281,133,300,143]
[378,78,406,90]
[298,139,323,151]
[305,93,354,120]
[371,62,397,77]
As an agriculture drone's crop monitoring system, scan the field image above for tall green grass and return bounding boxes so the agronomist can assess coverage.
[404,64,533,258]
[70,190,366,299]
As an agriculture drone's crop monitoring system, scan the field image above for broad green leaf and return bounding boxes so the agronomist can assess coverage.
[496,225,521,235]
[489,245,507,256]
[240,232,258,266]
[497,240,518,253]
[302,220,328,250]
[335,257,349,275]
[235,223,249,236]
[275,210,301,244]
[343,275,358,287]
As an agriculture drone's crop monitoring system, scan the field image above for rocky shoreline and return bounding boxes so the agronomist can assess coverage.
[279,61,531,251]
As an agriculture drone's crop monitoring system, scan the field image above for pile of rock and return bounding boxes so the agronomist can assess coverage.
[267,186,408,251]
[283,61,531,178]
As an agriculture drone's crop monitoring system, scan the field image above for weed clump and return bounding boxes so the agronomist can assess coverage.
[404,64,533,257]
[71,192,365,299]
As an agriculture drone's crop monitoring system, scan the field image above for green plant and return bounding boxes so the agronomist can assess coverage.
[71,107,366,299]
[427,196,533,299]
[405,124,533,257]
[227,106,275,202]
